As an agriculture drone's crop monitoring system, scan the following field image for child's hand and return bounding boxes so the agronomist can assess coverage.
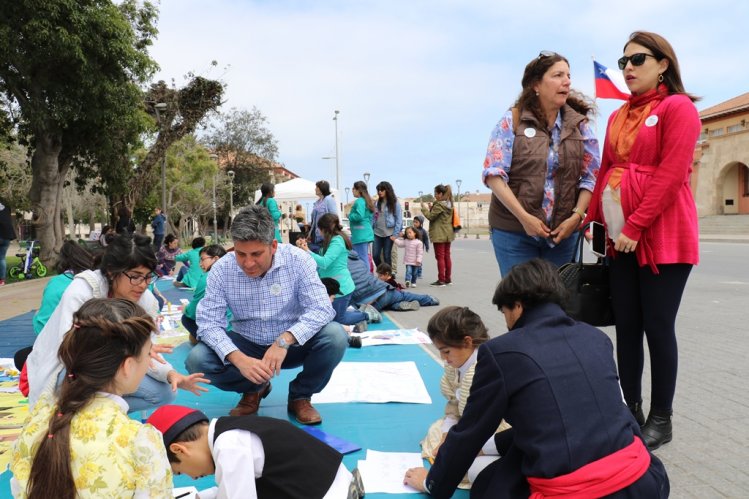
[403,467,428,491]
[168,370,211,395]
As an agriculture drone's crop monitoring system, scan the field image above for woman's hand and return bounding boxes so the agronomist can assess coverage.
[550,215,582,244]
[403,467,428,491]
[613,233,638,253]
[167,370,210,395]
[519,213,551,238]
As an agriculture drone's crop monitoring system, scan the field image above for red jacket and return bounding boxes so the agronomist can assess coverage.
[586,93,700,272]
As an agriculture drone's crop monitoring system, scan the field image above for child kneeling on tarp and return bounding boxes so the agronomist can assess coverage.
[148,405,365,499]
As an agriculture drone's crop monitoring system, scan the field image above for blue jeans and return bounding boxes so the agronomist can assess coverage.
[152,233,164,251]
[352,242,371,269]
[372,236,394,268]
[404,265,419,284]
[490,228,577,277]
[374,289,439,310]
[56,369,176,414]
[185,323,347,401]
[332,292,368,325]
[0,238,10,280]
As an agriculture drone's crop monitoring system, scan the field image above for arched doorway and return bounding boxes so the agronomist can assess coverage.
[719,162,749,214]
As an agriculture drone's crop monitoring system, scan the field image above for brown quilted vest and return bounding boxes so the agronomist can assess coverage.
[489,104,587,232]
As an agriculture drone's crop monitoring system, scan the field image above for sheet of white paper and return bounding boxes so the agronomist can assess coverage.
[358,450,424,494]
[312,362,431,404]
[352,328,432,347]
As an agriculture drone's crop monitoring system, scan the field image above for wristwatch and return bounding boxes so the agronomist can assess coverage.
[276,336,291,350]
[571,207,586,220]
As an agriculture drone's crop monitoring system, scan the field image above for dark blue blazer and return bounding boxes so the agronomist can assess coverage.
[426,302,668,498]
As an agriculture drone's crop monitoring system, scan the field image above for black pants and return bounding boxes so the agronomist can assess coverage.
[609,252,692,412]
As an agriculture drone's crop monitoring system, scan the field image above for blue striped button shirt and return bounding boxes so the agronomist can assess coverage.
[196,243,335,361]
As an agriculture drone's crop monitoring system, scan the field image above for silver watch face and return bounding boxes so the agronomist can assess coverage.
[277,337,290,349]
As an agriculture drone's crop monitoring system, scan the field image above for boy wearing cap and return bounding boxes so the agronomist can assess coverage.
[148,405,365,499]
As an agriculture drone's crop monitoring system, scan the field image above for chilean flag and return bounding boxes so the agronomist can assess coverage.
[594,60,630,100]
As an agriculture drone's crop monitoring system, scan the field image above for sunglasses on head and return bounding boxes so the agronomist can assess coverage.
[618,53,657,70]
[538,50,559,59]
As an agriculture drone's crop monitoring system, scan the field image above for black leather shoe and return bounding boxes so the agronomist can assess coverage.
[627,401,645,427]
[641,410,672,451]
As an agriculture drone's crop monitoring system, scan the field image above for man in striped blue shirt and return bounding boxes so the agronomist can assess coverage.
[186,205,347,425]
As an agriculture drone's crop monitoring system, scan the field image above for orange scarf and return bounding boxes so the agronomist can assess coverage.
[607,85,668,189]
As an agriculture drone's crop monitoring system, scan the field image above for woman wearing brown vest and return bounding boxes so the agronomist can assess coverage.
[482,52,601,277]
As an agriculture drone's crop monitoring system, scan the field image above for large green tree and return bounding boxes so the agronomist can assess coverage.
[0,0,158,262]
[205,107,279,209]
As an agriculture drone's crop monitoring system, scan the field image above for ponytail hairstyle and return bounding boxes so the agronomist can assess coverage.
[317,213,352,254]
[435,184,454,206]
[353,181,375,214]
[426,305,489,348]
[257,182,275,207]
[26,298,155,499]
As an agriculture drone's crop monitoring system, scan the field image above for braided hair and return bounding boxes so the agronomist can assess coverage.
[25,298,155,499]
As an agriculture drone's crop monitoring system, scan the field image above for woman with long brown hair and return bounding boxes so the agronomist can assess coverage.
[348,180,375,266]
[298,213,368,328]
[585,31,701,451]
[11,299,172,498]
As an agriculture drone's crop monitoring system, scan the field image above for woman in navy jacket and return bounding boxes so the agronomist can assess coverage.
[404,259,669,498]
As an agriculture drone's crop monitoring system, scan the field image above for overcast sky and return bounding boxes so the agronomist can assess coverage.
[149,0,749,198]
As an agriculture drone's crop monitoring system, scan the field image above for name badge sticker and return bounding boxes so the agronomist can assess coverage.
[524,128,537,138]
[270,284,282,296]
[645,115,659,127]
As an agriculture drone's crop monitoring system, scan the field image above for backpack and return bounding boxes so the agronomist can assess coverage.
[452,207,462,233]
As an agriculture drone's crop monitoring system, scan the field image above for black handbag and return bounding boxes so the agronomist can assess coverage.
[558,229,615,327]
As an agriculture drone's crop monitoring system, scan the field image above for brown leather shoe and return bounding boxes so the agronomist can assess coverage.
[229,383,272,416]
[287,399,322,425]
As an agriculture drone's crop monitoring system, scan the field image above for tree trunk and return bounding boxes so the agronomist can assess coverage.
[28,133,66,265]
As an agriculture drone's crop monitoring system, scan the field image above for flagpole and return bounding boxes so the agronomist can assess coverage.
[592,55,597,100]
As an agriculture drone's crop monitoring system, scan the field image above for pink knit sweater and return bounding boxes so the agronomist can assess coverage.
[394,237,424,266]
[586,93,701,272]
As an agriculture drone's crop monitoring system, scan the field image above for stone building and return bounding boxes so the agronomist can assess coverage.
[694,92,749,215]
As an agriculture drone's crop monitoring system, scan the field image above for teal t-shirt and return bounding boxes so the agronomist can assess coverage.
[310,235,355,296]
[348,197,374,245]
[175,247,205,288]
[184,272,233,330]
[33,272,75,334]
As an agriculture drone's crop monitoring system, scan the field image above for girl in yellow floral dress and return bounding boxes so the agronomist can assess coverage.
[11,298,173,498]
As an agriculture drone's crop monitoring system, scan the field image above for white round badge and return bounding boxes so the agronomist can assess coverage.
[645,115,659,127]
[524,128,537,138]
[270,284,282,296]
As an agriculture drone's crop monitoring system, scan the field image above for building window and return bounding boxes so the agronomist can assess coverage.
[727,124,742,133]
[699,130,708,141]
[743,165,749,197]
[709,128,725,137]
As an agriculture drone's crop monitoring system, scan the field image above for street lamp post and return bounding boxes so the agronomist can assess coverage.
[227,170,235,234]
[333,110,340,191]
[209,154,218,243]
[345,187,350,205]
[455,179,462,235]
[153,102,168,214]
[363,172,370,186]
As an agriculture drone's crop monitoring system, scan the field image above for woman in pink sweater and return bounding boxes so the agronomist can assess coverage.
[585,31,700,451]
[394,226,424,288]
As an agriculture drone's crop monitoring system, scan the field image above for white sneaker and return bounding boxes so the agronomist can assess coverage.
[410,282,417,288]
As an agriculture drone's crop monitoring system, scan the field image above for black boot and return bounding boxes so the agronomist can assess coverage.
[627,400,645,427]
[641,409,672,451]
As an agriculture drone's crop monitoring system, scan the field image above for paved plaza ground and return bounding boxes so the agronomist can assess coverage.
[1,234,747,497]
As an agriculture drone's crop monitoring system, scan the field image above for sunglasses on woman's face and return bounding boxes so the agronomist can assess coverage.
[617,53,657,70]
